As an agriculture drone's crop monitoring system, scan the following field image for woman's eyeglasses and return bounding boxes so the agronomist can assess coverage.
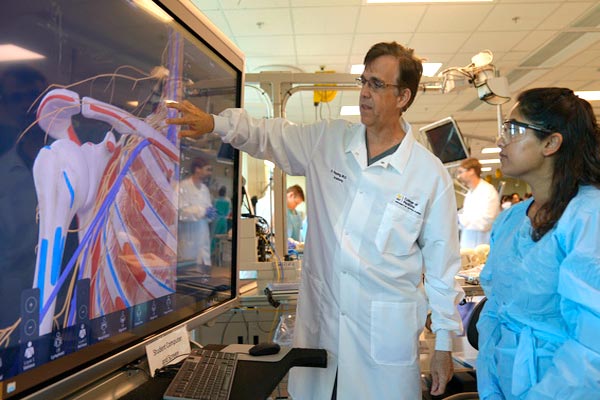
[499,119,553,144]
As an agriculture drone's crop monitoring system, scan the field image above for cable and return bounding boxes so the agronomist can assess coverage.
[220,310,237,345]
[239,310,250,344]
[244,84,273,118]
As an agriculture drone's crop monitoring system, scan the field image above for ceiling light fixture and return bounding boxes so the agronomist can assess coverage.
[133,0,173,23]
[575,91,600,101]
[479,159,500,164]
[351,64,364,74]
[340,105,360,116]
[481,147,501,154]
[366,0,493,3]
[0,44,45,62]
[422,63,442,77]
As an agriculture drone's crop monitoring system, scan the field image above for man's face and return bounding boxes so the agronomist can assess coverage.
[456,167,474,185]
[193,164,213,181]
[359,55,405,131]
[286,192,303,210]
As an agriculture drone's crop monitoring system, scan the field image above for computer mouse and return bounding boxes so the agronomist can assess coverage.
[249,342,281,356]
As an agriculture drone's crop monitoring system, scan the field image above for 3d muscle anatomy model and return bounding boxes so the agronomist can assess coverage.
[33,88,179,334]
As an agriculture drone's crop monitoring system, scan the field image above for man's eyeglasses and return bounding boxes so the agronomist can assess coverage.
[499,119,553,144]
[356,76,401,92]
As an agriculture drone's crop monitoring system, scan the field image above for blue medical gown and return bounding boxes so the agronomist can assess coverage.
[477,185,600,399]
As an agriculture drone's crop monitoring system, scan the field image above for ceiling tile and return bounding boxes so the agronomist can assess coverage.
[291,0,362,5]
[409,32,471,54]
[236,36,296,56]
[199,10,234,39]
[292,7,360,34]
[542,2,596,29]
[478,3,561,31]
[295,35,353,55]
[245,56,300,72]
[460,31,529,53]
[512,30,556,52]
[356,5,427,33]
[219,0,289,9]
[416,4,493,33]
[224,9,293,36]
[562,48,600,66]
[190,0,221,10]
[351,33,414,55]
[445,52,479,69]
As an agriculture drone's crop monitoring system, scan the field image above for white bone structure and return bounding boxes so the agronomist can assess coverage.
[33,89,179,334]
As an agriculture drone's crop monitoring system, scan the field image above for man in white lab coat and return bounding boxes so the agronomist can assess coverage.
[178,157,216,266]
[167,41,463,399]
[456,157,500,249]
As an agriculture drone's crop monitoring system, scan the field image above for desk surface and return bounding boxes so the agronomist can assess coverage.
[118,345,327,400]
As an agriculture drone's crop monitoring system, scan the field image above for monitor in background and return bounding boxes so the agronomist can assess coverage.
[419,116,469,167]
[0,0,243,398]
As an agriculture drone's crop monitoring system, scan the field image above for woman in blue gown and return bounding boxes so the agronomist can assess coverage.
[476,87,600,399]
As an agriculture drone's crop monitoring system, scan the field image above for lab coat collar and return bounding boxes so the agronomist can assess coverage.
[345,118,415,173]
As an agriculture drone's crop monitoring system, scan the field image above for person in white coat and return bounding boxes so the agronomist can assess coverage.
[167,41,463,399]
[456,157,500,249]
[178,157,216,267]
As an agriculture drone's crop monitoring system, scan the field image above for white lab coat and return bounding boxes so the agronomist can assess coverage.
[458,179,499,249]
[178,177,212,265]
[213,110,463,399]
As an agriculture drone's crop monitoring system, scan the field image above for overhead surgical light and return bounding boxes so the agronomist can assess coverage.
[474,71,510,105]
[439,50,510,105]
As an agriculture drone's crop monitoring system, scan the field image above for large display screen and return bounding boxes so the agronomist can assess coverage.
[419,116,469,166]
[0,1,242,398]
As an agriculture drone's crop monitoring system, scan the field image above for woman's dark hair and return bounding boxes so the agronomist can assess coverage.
[517,87,600,240]
[363,42,423,112]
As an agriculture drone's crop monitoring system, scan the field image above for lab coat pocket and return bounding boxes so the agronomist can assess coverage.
[374,204,422,256]
[370,301,418,366]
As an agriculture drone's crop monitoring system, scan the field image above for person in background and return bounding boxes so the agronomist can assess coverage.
[166,41,463,399]
[456,157,500,249]
[178,157,217,270]
[477,87,600,398]
[212,185,231,236]
[510,192,521,204]
[211,185,232,265]
[500,194,513,210]
[286,184,305,243]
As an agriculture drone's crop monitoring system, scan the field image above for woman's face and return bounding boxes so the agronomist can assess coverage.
[497,105,547,180]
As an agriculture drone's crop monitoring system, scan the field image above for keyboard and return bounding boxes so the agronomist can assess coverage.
[163,348,238,400]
